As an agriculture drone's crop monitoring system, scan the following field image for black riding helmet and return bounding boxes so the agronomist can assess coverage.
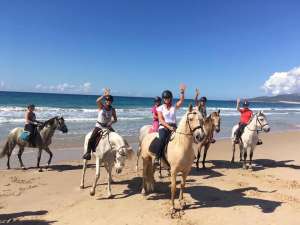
[162,90,173,99]
[27,104,35,109]
[105,95,114,102]
[154,96,162,103]
[243,100,249,107]
[200,96,207,102]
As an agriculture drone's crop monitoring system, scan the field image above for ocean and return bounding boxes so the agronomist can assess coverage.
[1,91,300,142]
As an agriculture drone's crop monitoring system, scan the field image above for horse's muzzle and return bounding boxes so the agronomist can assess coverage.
[264,127,270,133]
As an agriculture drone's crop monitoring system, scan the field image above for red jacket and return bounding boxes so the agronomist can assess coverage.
[239,108,253,124]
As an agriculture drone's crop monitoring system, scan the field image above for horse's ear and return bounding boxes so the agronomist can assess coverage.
[188,104,193,112]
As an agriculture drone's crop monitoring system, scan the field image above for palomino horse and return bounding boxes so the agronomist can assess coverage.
[80,129,134,198]
[140,105,206,212]
[231,111,270,169]
[195,110,221,169]
[0,117,68,171]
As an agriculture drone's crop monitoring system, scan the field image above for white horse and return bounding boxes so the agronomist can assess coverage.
[231,111,270,169]
[136,125,152,171]
[80,129,134,198]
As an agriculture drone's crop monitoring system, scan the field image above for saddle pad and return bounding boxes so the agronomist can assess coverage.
[149,137,161,156]
[20,131,30,141]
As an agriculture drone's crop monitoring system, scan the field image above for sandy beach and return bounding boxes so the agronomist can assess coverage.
[1,131,300,225]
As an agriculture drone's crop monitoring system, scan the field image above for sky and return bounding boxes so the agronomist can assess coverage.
[0,0,300,99]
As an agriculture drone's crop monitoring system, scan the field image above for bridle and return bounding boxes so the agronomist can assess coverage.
[246,113,269,132]
[175,112,204,136]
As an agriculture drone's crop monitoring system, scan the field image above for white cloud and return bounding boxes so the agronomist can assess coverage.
[263,66,300,95]
[0,81,4,89]
[35,82,92,93]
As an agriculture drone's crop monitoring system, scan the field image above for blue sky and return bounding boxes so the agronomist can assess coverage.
[1,0,300,99]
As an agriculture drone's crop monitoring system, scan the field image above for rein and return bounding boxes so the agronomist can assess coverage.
[246,114,269,132]
[175,112,204,136]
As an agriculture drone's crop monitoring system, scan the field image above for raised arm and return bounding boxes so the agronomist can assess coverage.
[176,84,186,109]
[96,88,110,110]
[236,98,240,112]
[194,88,200,107]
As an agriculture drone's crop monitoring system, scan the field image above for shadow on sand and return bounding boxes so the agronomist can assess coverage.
[0,210,56,225]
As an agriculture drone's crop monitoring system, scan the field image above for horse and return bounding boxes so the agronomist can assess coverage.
[0,116,68,171]
[140,104,206,212]
[195,110,221,169]
[136,124,152,172]
[231,111,270,169]
[80,129,134,198]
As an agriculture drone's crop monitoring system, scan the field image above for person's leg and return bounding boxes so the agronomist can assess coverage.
[83,127,101,160]
[234,124,242,143]
[158,128,170,159]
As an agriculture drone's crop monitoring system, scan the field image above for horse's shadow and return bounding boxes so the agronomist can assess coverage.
[96,177,143,200]
[251,159,300,171]
[189,166,224,179]
[148,185,281,213]
[0,210,55,225]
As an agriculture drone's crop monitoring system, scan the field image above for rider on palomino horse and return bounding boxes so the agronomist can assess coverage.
[234,98,262,145]
[156,84,186,163]
[24,104,43,147]
[194,88,216,143]
[149,96,162,133]
[82,88,117,160]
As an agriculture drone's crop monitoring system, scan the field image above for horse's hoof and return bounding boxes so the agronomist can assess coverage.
[80,185,84,189]
[90,190,95,196]
[21,167,27,170]
[38,168,43,172]
[107,193,113,199]
[179,201,187,210]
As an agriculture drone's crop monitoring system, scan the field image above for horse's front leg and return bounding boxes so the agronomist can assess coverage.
[242,146,248,170]
[7,152,12,170]
[249,146,255,170]
[170,170,177,212]
[44,147,53,169]
[105,163,113,198]
[17,146,26,169]
[90,157,100,196]
[37,148,43,172]
[196,144,202,170]
[179,171,188,210]
[80,159,88,189]
[231,141,235,163]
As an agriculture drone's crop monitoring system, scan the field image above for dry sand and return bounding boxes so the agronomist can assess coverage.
[1,131,300,225]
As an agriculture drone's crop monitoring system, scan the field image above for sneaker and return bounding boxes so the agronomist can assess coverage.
[83,152,91,160]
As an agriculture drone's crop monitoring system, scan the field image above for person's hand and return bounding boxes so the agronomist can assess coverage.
[103,88,110,96]
[179,84,186,93]
[195,88,200,97]
[169,126,175,132]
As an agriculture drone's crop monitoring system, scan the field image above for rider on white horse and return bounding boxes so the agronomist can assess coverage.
[82,88,118,160]
[234,98,262,145]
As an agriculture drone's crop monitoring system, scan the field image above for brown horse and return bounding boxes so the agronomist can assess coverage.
[140,105,206,212]
[195,110,221,169]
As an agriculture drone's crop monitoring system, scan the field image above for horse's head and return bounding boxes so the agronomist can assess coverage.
[256,111,270,133]
[55,117,68,133]
[113,137,133,174]
[183,104,205,143]
[210,110,221,133]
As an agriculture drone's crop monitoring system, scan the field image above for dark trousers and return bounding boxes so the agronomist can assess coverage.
[235,123,247,140]
[87,126,115,153]
[24,124,37,145]
[158,124,176,158]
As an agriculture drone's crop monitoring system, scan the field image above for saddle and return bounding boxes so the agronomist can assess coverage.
[90,128,110,152]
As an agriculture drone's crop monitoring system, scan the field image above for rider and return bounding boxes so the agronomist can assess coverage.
[24,104,42,147]
[235,98,263,145]
[82,88,117,160]
[156,84,186,161]
[194,88,207,118]
[149,96,162,133]
[195,88,216,143]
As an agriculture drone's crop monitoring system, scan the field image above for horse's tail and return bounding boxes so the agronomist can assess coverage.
[0,141,9,158]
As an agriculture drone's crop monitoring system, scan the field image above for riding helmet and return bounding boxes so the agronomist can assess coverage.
[154,96,162,103]
[105,95,114,102]
[162,90,173,99]
[200,96,207,102]
[243,100,249,107]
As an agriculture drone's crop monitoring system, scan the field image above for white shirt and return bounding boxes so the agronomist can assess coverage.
[157,104,176,125]
[95,107,113,128]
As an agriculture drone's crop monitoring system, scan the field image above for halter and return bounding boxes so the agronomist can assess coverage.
[106,131,127,159]
[246,113,269,132]
[175,112,204,136]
